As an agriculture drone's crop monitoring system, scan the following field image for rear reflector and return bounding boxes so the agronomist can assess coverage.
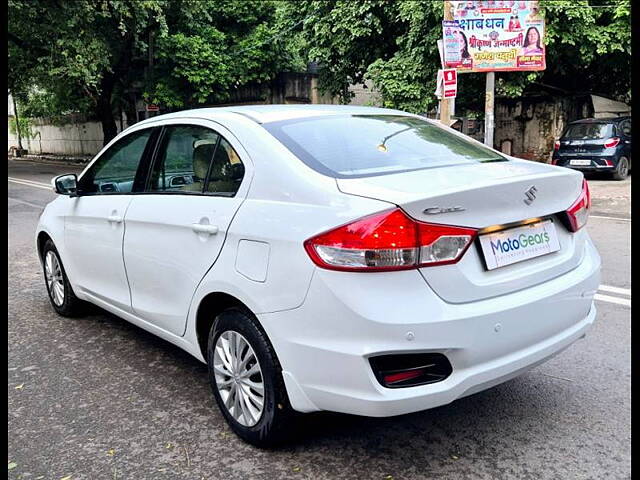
[604,137,621,148]
[370,353,453,388]
[304,208,477,271]
[560,179,590,232]
[383,369,425,385]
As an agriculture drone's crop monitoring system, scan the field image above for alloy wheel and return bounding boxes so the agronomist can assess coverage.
[213,330,265,427]
[45,250,65,306]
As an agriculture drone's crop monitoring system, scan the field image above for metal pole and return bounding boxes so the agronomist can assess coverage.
[440,1,453,126]
[484,71,495,147]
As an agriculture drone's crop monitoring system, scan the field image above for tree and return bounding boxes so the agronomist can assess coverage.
[146,0,295,108]
[8,0,165,145]
[278,0,631,115]
[8,0,295,145]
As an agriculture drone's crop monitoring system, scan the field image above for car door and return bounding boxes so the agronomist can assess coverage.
[122,120,251,336]
[64,127,159,312]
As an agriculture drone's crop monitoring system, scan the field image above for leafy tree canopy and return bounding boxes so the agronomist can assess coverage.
[8,0,296,144]
[278,0,631,115]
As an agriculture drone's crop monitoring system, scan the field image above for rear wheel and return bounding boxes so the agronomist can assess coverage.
[41,239,85,317]
[612,156,629,180]
[207,308,297,447]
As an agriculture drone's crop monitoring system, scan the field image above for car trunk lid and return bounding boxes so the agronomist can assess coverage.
[337,160,587,302]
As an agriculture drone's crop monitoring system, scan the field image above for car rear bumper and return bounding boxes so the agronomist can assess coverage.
[553,155,619,171]
[259,236,601,417]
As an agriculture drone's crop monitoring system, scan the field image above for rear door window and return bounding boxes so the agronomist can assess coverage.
[263,115,506,178]
[148,125,220,194]
[146,125,245,196]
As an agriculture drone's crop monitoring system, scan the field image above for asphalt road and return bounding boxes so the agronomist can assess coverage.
[8,159,631,480]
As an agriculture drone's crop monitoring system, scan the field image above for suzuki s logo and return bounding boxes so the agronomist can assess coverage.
[524,185,538,205]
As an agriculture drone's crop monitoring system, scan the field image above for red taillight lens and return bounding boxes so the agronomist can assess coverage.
[304,208,477,271]
[604,137,620,148]
[564,179,590,232]
[554,140,561,151]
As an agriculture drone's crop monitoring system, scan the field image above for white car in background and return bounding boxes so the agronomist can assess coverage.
[36,105,601,446]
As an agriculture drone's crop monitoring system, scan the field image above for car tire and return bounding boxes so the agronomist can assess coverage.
[207,307,298,447]
[41,239,86,317]
[612,156,629,181]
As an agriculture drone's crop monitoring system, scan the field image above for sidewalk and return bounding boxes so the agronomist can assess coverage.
[8,153,93,167]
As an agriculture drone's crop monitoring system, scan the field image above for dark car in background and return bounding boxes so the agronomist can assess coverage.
[552,117,631,180]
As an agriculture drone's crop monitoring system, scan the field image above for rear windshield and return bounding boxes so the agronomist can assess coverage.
[263,115,506,178]
[563,123,614,140]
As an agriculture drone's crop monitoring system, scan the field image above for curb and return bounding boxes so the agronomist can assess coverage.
[8,155,92,167]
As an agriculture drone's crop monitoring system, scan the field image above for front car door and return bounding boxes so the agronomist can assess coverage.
[64,127,159,311]
[122,120,251,336]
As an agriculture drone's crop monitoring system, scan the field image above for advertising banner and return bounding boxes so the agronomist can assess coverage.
[443,1,546,72]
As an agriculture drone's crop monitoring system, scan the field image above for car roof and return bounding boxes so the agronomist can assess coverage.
[134,104,417,126]
[568,116,631,125]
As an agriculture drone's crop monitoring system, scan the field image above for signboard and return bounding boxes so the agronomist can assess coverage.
[443,1,545,72]
[435,69,458,99]
[443,69,458,98]
[145,104,160,112]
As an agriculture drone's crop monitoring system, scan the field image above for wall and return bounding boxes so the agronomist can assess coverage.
[7,114,126,157]
[494,94,594,163]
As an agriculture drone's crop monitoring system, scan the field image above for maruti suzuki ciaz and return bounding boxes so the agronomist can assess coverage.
[36,105,601,446]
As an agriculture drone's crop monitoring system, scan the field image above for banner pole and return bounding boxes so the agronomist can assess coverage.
[440,1,452,126]
[484,71,495,147]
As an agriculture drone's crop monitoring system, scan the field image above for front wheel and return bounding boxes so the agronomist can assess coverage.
[207,308,297,447]
[41,239,86,317]
[612,156,629,180]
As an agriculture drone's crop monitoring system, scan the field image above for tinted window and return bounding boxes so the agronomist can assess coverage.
[620,120,631,137]
[263,115,505,178]
[563,123,613,140]
[148,125,220,194]
[80,129,153,194]
[205,138,245,196]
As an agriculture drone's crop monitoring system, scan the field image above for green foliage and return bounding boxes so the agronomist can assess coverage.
[279,0,631,113]
[8,0,298,142]
[147,0,293,107]
[9,116,35,140]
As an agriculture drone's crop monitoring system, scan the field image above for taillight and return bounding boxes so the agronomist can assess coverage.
[604,137,620,148]
[304,208,477,271]
[563,179,590,232]
[554,140,561,151]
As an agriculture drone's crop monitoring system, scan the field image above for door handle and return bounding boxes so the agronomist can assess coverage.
[192,223,219,235]
[108,215,123,223]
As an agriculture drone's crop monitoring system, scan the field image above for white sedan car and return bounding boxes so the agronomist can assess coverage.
[37,105,600,446]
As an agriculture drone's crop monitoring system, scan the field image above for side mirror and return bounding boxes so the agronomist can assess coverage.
[52,174,78,196]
